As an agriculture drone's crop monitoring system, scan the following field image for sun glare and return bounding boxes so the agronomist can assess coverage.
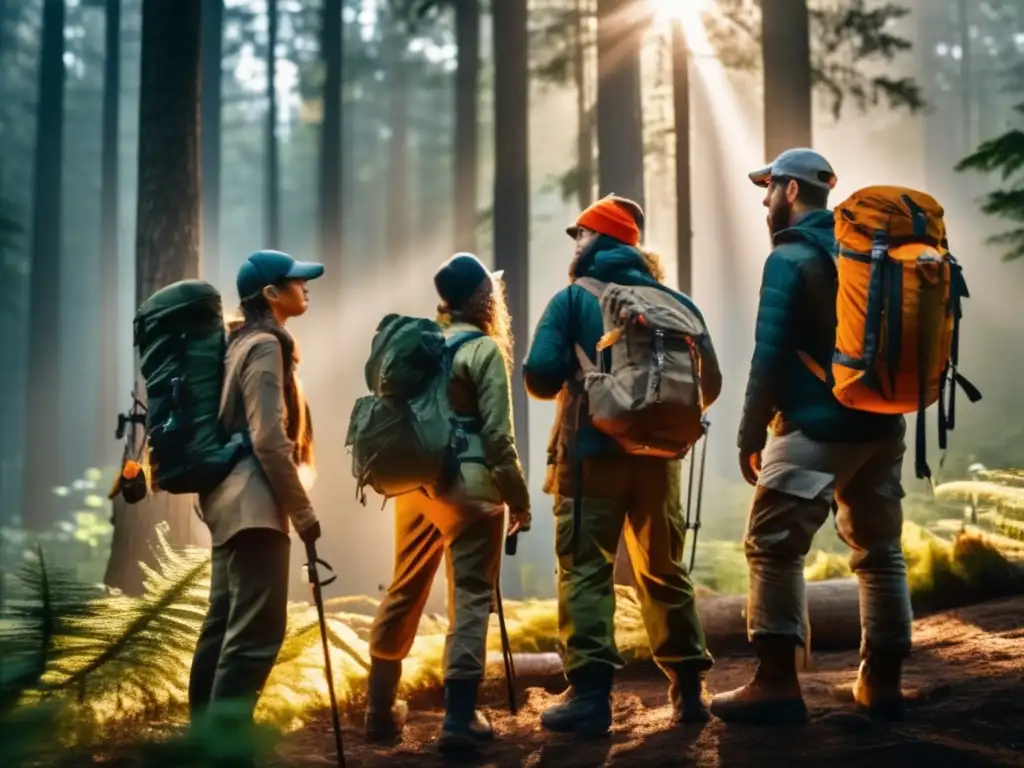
[650,0,709,22]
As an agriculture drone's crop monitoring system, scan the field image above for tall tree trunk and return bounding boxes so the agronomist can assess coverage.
[22,0,66,530]
[573,0,594,211]
[265,0,280,249]
[96,0,121,466]
[386,31,410,261]
[318,0,342,297]
[595,0,646,206]
[956,0,973,156]
[671,17,691,296]
[105,0,207,595]
[201,0,223,283]
[761,0,812,159]
[492,0,529,576]
[452,0,479,253]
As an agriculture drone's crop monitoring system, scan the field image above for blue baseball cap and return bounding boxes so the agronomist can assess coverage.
[236,250,325,300]
[748,148,837,191]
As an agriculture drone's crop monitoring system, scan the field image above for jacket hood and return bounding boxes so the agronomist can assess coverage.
[572,235,650,281]
[571,234,706,324]
[772,208,836,254]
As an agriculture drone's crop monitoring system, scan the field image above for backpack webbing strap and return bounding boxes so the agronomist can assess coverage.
[571,277,609,378]
[574,276,606,298]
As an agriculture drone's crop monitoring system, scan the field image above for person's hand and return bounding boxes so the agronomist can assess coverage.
[739,450,762,487]
[299,519,321,546]
[508,508,531,537]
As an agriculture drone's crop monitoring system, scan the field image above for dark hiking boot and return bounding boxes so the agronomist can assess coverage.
[540,664,614,737]
[437,678,492,756]
[710,635,808,725]
[853,650,905,721]
[365,656,407,743]
[665,663,711,725]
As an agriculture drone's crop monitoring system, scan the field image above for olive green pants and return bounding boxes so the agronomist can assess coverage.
[370,491,505,680]
[188,527,291,719]
[555,455,712,674]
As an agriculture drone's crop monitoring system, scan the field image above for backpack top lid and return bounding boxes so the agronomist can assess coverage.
[134,279,224,348]
[835,186,948,254]
[364,314,448,398]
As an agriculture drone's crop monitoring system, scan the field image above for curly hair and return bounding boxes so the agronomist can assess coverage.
[437,276,514,372]
[638,247,667,284]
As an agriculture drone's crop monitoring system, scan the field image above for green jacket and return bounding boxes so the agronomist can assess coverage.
[523,236,720,460]
[737,209,904,453]
[445,322,531,513]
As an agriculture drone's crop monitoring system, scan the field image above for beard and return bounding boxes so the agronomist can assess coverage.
[767,200,792,239]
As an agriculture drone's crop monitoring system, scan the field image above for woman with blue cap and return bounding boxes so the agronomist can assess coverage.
[364,252,532,756]
[188,249,325,723]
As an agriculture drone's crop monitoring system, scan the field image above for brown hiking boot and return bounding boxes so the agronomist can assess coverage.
[710,634,809,725]
[665,663,711,725]
[853,651,905,721]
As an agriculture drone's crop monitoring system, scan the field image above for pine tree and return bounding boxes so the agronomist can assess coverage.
[956,65,1024,262]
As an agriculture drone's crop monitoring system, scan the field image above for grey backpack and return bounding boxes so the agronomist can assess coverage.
[573,277,720,458]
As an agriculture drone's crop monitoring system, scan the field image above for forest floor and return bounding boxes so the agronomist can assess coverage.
[274,595,1024,768]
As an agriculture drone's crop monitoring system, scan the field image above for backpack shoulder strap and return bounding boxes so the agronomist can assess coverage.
[574,276,607,298]
[445,330,486,356]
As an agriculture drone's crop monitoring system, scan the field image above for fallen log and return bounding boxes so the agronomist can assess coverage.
[478,578,862,689]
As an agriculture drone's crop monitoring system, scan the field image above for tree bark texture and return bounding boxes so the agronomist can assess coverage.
[104,0,208,594]
[492,0,530,595]
[265,0,280,250]
[595,0,647,208]
[452,0,479,253]
[573,0,594,211]
[200,0,223,283]
[761,0,812,160]
[22,0,67,530]
[96,0,121,467]
[135,0,202,303]
[318,0,343,297]
[671,18,691,297]
[386,32,410,263]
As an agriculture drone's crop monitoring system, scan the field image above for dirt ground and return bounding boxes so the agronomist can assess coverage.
[275,595,1024,768]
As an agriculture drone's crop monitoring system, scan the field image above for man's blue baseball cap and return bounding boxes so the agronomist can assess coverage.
[748,147,837,191]
[236,250,325,300]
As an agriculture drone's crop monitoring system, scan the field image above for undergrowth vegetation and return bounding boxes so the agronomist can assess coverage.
[1,470,1022,765]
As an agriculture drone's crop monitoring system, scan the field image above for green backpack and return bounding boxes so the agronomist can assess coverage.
[345,314,483,504]
[133,280,249,496]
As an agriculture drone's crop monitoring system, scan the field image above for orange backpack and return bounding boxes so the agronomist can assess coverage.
[798,186,982,480]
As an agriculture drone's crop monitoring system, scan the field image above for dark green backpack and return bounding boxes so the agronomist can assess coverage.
[133,280,249,496]
[345,314,483,504]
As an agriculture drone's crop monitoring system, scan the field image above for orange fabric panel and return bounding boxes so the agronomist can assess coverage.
[835,186,947,254]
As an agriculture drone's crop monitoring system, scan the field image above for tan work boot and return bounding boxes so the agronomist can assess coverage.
[852,651,905,721]
[710,634,809,725]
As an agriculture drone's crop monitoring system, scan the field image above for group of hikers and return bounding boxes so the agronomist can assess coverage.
[124,145,977,758]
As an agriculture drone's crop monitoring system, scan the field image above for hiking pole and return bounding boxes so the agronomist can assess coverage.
[496,532,518,715]
[304,543,346,768]
[689,419,711,574]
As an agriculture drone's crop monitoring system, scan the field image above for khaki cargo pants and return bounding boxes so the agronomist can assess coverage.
[189,527,291,719]
[555,454,712,674]
[370,491,505,680]
[746,427,913,656]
